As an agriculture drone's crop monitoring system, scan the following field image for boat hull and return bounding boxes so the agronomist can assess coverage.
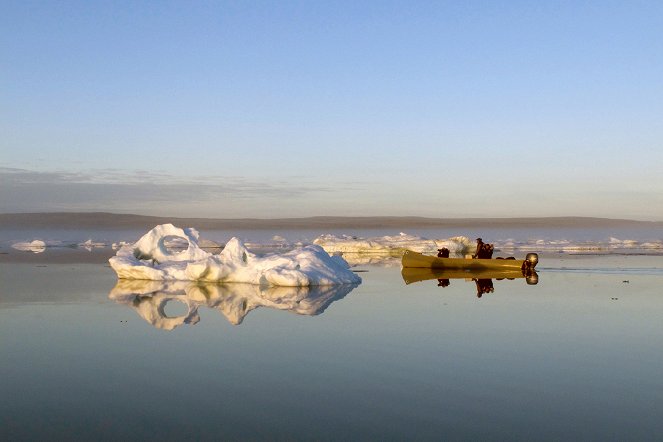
[402,250,526,271]
[401,267,538,285]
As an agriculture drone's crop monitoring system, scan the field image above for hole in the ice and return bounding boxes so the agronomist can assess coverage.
[160,235,189,255]
[163,299,188,318]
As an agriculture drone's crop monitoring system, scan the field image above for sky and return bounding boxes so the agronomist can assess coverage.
[1,1,662,220]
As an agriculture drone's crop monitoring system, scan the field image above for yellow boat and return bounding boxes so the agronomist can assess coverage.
[401,250,538,272]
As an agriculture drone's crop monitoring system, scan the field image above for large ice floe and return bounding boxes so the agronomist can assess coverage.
[314,233,474,256]
[109,224,361,286]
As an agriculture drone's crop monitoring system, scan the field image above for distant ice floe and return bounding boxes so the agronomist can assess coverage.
[78,239,107,251]
[312,232,663,259]
[109,279,358,330]
[112,241,131,250]
[109,224,361,286]
[314,233,474,257]
[11,240,47,253]
[493,237,663,253]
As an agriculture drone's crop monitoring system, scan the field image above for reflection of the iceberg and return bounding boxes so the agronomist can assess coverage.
[401,268,538,298]
[109,280,360,331]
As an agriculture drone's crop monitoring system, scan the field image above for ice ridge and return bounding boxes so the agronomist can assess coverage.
[109,224,361,286]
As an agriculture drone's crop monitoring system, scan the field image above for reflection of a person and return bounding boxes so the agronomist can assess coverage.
[437,278,450,287]
[473,278,494,298]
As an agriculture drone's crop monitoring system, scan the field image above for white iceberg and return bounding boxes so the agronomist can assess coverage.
[313,232,474,256]
[109,224,361,286]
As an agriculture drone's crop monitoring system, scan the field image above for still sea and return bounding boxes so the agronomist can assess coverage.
[1,227,663,440]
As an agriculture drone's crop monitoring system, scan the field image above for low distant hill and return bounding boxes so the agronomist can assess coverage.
[1,212,661,230]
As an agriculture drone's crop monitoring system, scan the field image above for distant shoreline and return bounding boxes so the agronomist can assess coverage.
[1,212,661,230]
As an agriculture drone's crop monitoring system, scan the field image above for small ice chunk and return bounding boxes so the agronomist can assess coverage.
[12,240,46,253]
[78,239,107,251]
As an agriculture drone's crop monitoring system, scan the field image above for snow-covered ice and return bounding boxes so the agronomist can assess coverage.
[313,232,474,256]
[109,224,361,286]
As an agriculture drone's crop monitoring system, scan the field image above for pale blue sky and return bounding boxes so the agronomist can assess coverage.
[2,1,662,219]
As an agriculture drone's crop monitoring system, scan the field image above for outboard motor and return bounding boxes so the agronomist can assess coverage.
[522,253,539,273]
[525,253,539,268]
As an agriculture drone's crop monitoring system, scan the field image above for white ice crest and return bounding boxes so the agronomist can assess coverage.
[313,233,474,256]
[109,224,361,287]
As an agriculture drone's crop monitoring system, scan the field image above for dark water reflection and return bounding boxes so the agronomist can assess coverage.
[402,267,539,297]
[109,280,359,330]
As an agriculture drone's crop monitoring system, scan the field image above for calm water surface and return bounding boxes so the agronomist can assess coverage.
[2,253,663,441]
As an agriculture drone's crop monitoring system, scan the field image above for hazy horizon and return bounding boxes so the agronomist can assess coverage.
[1,211,661,229]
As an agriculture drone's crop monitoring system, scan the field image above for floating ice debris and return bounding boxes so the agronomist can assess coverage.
[109,224,361,286]
[78,239,107,251]
[640,241,663,249]
[11,240,47,253]
[493,237,663,253]
[313,233,663,258]
[109,279,359,329]
[609,237,640,248]
[313,233,473,256]
[112,241,131,250]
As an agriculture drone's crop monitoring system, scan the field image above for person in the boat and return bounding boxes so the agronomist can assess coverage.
[437,247,450,258]
[473,238,484,258]
[473,238,494,259]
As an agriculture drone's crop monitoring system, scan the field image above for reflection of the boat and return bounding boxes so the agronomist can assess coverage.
[401,268,538,298]
[109,280,359,331]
